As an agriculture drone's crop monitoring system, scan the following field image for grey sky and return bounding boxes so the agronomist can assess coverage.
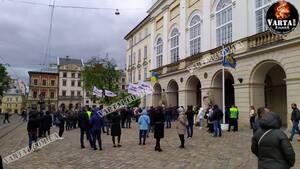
[0,0,152,82]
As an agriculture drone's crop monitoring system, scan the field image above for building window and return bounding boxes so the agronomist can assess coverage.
[156,37,163,67]
[78,81,81,87]
[138,69,141,81]
[78,73,81,78]
[144,67,148,80]
[33,91,37,98]
[138,49,141,62]
[71,73,75,78]
[62,90,66,96]
[77,91,81,96]
[255,0,274,33]
[86,91,89,97]
[139,32,142,41]
[71,91,75,97]
[7,98,9,102]
[41,91,46,97]
[122,78,125,83]
[33,79,37,85]
[50,92,55,98]
[216,0,232,46]
[170,28,179,63]
[51,80,55,86]
[62,80,67,86]
[71,80,75,87]
[42,79,47,86]
[122,85,125,90]
[63,72,67,78]
[144,46,147,59]
[190,15,201,56]
[86,100,89,104]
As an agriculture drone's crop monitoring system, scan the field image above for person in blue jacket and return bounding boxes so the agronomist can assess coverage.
[89,107,104,150]
[138,109,150,145]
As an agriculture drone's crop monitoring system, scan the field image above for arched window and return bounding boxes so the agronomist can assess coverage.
[216,0,232,46]
[156,37,163,67]
[255,0,274,33]
[170,28,179,63]
[189,15,201,56]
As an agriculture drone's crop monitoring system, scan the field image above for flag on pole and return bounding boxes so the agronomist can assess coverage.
[151,71,159,82]
[92,86,103,97]
[222,47,236,68]
[105,90,117,97]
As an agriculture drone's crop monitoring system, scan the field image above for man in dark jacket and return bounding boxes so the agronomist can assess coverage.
[43,111,52,137]
[27,113,39,149]
[289,103,300,141]
[78,108,93,149]
[186,105,194,138]
[211,105,223,137]
[251,112,295,169]
[89,108,104,150]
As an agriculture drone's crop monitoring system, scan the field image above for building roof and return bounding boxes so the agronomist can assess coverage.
[58,56,83,67]
[124,15,151,40]
[28,70,58,75]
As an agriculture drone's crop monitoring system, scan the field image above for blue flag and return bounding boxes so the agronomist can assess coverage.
[222,47,236,68]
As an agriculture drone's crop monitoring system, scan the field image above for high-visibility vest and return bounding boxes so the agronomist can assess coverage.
[87,111,92,119]
[229,107,238,119]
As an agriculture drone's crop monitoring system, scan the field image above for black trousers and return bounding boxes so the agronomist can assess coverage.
[43,128,50,136]
[155,138,160,148]
[59,124,64,137]
[112,135,121,145]
[178,134,184,147]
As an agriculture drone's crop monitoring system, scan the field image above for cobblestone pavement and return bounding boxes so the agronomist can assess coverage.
[1,121,300,169]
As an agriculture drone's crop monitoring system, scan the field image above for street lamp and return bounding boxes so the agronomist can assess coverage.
[115,9,120,15]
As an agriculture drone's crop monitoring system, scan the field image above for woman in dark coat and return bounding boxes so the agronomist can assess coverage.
[153,106,165,152]
[251,112,295,169]
[110,112,122,147]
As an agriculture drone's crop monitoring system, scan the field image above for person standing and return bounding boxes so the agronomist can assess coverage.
[289,103,300,141]
[121,108,126,128]
[27,113,39,149]
[89,109,103,150]
[251,112,295,169]
[3,111,10,124]
[126,107,132,128]
[153,107,165,152]
[249,106,256,129]
[165,107,172,128]
[43,111,52,137]
[186,105,194,138]
[211,105,223,137]
[228,105,239,132]
[56,111,66,138]
[110,112,122,147]
[78,108,93,149]
[138,109,150,145]
[197,107,204,129]
[176,107,188,148]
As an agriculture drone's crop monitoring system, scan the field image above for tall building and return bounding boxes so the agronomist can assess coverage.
[27,71,59,111]
[125,0,300,127]
[57,56,84,110]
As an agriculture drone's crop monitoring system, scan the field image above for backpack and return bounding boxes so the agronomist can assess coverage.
[295,109,300,121]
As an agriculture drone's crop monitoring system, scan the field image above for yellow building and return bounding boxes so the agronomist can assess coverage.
[1,89,25,114]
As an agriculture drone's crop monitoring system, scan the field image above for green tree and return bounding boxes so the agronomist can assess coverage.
[82,57,120,105]
[0,64,10,96]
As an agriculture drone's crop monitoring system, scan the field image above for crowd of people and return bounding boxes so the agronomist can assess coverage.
[6,101,298,168]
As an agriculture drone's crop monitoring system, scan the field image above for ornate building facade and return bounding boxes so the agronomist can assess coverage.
[125,0,300,126]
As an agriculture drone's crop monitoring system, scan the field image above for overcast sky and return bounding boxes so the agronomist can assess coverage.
[0,0,152,82]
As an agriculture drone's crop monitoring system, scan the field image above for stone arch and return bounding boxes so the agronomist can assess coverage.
[185,75,202,107]
[250,59,287,126]
[166,79,179,107]
[153,83,162,107]
[211,69,235,110]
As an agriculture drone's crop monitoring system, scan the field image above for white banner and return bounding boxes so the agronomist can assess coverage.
[92,86,103,97]
[105,90,117,97]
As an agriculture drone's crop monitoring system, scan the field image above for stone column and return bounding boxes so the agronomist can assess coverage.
[234,83,251,124]
[178,90,187,108]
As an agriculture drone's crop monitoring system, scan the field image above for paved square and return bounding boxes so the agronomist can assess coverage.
[1,118,300,169]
